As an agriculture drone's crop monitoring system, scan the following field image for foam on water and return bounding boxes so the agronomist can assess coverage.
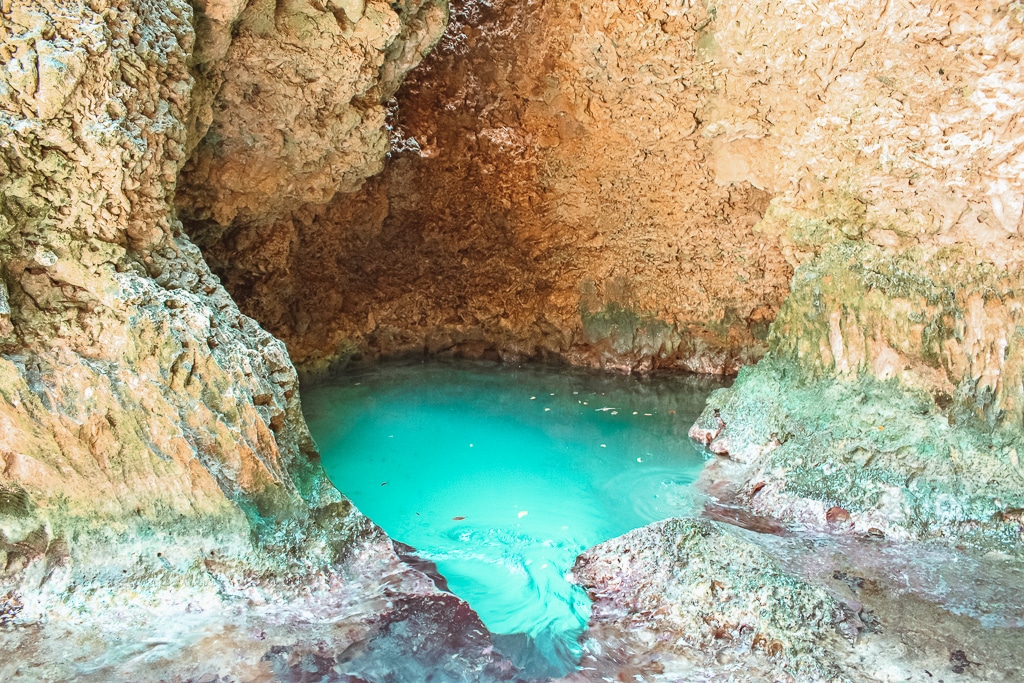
[302,360,726,677]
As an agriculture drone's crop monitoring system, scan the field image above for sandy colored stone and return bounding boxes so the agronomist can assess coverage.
[177,0,449,227]
[565,518,849,682]
[196,0,1024,386]
[0,0,444,627]
[185,0,794,377]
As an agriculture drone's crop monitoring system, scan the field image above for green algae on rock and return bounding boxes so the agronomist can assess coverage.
[569,518,849,681]
[691,243,1024,544]
[697,359,1024,545]
[577,297,769,376]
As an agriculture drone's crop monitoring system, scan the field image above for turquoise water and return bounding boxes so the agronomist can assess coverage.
[302,360,726,677]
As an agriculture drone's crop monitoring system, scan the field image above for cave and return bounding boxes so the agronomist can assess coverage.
[1,0,1024,681]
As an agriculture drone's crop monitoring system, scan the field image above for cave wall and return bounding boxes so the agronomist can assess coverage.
[0,0,445,604]
[176,0,449,227]
[185,0,796,376]
[191,0,1023,389]
[710,0,1024,405]
[687,0,1024,539]
[3,0,1021,602]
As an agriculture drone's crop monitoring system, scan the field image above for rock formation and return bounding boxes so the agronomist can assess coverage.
[687,0,1024,542]
[566,515,1024,682]
[177,0,1024,539]
[1,0,320,583]
[567,518,849,681]
[3,0,1024,678]
[0,1,516,680]
[177,0,449,226]
[180,0,795,376]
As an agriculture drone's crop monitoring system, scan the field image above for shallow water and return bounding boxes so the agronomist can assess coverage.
[302,360,727,676]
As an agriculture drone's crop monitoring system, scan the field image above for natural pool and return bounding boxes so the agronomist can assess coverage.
[302,360,727,677]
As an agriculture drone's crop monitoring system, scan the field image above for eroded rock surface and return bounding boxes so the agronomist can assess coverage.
[1,0,316,584]
[688,4,1024,537]
[565,518,849,682]
[2,526,525,682]
[686,0,1024,540]
[567,516,1024,682]
[4,0,1024,677]
[184,0,794,376]
[187,0,1024,398]
[0,1,466,676]
[177,0,449,228]
[176,0,1024,539]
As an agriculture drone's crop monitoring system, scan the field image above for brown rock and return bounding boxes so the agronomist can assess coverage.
[826,506,852,526]
[182,0,793,376]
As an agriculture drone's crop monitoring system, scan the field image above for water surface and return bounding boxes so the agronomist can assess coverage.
[302,360,726,676]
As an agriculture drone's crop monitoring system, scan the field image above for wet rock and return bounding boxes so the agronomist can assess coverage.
[0,527,531,681]
[331,594,526,683]
[689,409,725,446]
[701,501,787,536]
[568,518,848,681]
[826,507,852,527]
[0,592,22,627]
[691,354,1024,544]
[0,0,463,677]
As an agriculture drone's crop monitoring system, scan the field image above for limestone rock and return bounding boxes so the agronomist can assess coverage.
[177,0,450,228]
[181,0,794,377]
[0,0,377,616]
[568,518,849,681]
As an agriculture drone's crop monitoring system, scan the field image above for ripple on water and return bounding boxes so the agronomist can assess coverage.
[302,360,727,677]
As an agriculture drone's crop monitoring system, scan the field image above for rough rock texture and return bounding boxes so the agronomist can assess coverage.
[4,0,1024,675]
[2,521,526,682]
[185,0,794,376]
[0,0,531,679]
[177,0,449,228]
[0,0,460,670]
[1,0,317,584]
[686,0,1024,540]
[189,0,1024,390]
[176,0,1024,537]
[564,518,850,682]
[565,516,1024,683]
